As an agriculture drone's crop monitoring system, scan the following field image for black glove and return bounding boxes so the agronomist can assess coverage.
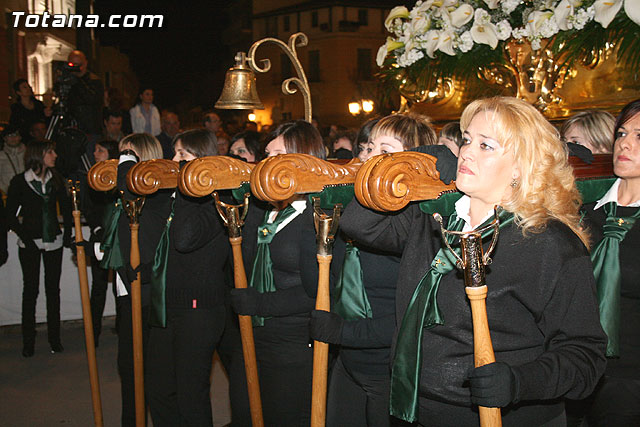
[309,310,344,345]
[230,287,263,316]
[566,142,594,164]
[73,240,92,250]
[467,361,519,408]
[126,262,152,283]
[0,249,8,267]
[409,145,458,184]
[63,234,73,249]
[23,238,39,252]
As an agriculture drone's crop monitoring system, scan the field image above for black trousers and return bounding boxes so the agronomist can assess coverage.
[18,245,63,347]
[117,295,150,427]
[585,376,640,426]
[146,305,226,427]
[253,319,314,427]
[327,356,391,427]
[89,254,114,343]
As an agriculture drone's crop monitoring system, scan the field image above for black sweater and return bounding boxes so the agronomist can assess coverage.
[341,201,607,426]
[241,199,345,323]
[583,202,640,379]
[338,242,400,376]
[164,191,229,309]
[116,160,172,302]
[6,171,72,245]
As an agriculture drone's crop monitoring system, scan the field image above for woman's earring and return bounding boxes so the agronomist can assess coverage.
[510,179,519,188]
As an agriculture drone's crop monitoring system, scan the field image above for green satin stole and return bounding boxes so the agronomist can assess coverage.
[590,202,640,357]
[30,179,56,242]
[100,200,125,270]
[333,242,372,320]
[249,204,298,327]
[150,201,175,327]
[390,209,514,423]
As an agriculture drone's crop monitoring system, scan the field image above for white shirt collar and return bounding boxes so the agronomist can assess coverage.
[454,195,496,232]
[24,168,52,186]
[268,199,307,234]
[594,178,640,209]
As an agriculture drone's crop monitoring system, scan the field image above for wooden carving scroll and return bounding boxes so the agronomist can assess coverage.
[126,159,179,195]
[355,152,456,212]
[250,154,362,203]
[88,159,118,192]
[179,156,254,197]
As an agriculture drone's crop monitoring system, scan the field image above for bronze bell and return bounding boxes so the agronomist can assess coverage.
[216,52,264,110]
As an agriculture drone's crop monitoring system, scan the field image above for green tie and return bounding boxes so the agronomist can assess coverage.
[590,202,640,357]
[249,204,298,327]
[390,209,514,423]
[333,242,373,320]
[30,179,56,242]
[150,201,175,327]
[100,201,125,270]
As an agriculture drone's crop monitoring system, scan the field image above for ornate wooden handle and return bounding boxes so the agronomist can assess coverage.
[570,154,613,179]
[88,159,118,192]
[179,156,254,197]
[126,159,180,195]
[355,151,456,212]
[250,154,362,202]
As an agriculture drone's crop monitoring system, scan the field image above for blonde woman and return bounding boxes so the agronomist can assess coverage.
[341,97,606,426]
[561,110,616,154]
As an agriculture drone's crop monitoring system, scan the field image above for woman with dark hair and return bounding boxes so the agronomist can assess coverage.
[437,121,464,157]
[6,140,72,357]
[129,88,161,136]
[9,79,51,141]
[341,97,606,425]
[353,117,380,161]
[144,129,229,426]
[229,130,263,162]
[230,120,344,425]
[578,98,640,425]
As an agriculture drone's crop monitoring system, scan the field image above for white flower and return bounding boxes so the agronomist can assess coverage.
[572,7,594,30]
[411,13,432,35]
[496,20,512,40]
[471,9,499,49]
[458,31,474,52]
[376,43,388,67]
[554,0,575,30]
[526,10,556,38]
[593,0,622,28]
[397,48,425,67]
[437,29,457,55]
[531,38,542,50]
[423,30,442,58]
[624,0,640,25]
[450,4,474,28]
[483,0,500,9]
[512,26,530,39]
[385,6,410,32]
[501,0,520,15]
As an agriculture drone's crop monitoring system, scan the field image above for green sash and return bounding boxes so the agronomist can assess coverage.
[150,201,175,327]
[390,209,514,422]
[30,179,56,242]
[590,202,640,357]
[333,242,373,320]
[100,201,125,270]
[249,204,298,326]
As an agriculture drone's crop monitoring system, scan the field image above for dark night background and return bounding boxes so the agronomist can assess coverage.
[93,0,238,111]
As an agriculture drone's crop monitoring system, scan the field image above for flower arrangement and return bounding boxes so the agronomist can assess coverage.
[378,0,639,68]
[377,0,640,107]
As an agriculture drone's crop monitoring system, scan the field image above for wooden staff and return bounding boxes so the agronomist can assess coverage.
[67,180,104,427]
[249,154,359,426]
[178,156,263,426]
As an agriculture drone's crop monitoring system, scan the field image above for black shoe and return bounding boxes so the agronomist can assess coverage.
[22,344,34,358]
[50,342,64,353]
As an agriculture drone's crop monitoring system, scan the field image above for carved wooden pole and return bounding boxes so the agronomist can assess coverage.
[249,154,360,426]
[67,180,104,427]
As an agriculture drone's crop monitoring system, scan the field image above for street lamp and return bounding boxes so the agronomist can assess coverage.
[348,99,375,116]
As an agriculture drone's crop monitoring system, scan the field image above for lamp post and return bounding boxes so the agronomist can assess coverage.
[216,32,312,123]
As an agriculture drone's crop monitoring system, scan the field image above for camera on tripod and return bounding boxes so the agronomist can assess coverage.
[55,62,82,111]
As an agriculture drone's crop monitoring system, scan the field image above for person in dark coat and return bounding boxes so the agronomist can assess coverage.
[6,140,72,357]
[230,120,345,425]
[340,96,607,426]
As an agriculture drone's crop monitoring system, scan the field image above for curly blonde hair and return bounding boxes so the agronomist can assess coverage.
[460,96,589,247]
[370,112,437,149]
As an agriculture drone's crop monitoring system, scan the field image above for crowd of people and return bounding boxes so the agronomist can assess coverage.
[1,48,639,427]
